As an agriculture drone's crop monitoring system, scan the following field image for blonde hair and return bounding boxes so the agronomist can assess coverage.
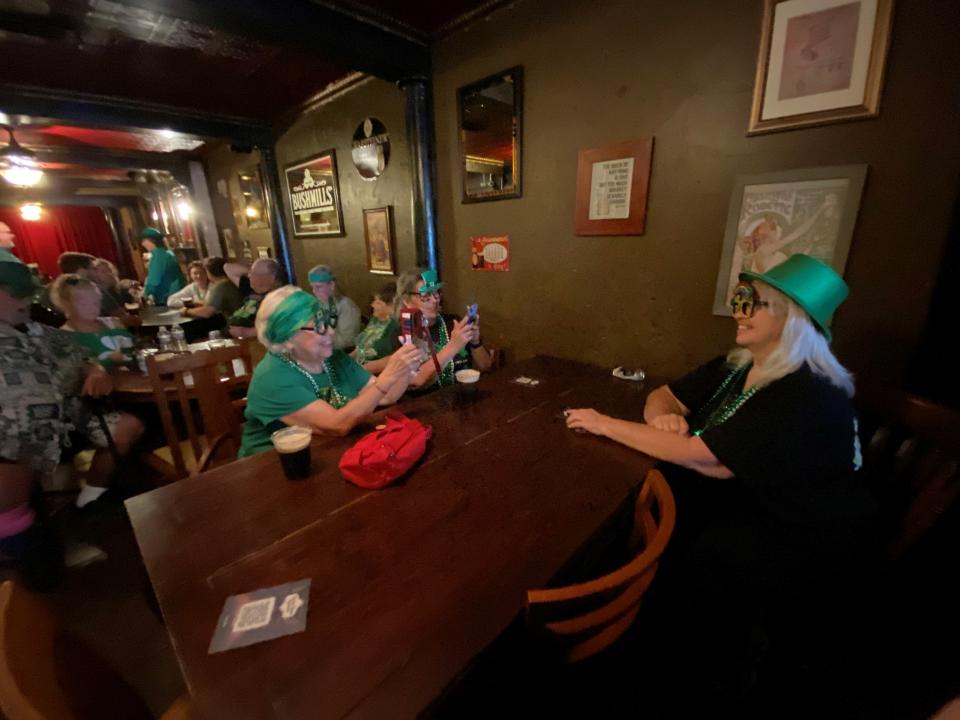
[255,284,300,353]
[394,268,427,318]
[727,286,854,397]
[50,274,100,313]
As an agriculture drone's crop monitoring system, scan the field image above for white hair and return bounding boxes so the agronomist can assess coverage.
[255,284,300,353]
[394,268,427,319]
[727,287,854,397]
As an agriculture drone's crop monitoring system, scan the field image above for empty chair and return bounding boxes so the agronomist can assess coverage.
[526,468,676,664]
[147,343,251,482]
[0,580,190,719]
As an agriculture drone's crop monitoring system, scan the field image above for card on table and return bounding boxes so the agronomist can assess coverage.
[208,578,311,654]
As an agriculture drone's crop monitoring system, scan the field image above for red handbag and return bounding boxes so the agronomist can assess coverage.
[339,413,433,489]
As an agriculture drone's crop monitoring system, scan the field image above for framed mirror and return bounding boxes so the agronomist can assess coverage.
[457,66,523,203]
[237,169,269,230]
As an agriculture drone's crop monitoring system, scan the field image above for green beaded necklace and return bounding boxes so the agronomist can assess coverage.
[434,318,456,387]
[691,365,760,436]
[274,352,350,409]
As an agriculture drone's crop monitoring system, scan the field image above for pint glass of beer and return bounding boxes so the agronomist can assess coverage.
[270,426,313,480]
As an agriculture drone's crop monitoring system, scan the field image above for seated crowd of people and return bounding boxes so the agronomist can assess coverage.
[3,219,889,708]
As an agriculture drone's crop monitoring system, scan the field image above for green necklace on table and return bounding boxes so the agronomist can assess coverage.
[274,352,350,409]
[434,318,456,387]
[690,365,760,436]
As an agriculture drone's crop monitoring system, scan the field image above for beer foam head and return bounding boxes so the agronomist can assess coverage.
[271,426,312,452]
[455,369,480,384]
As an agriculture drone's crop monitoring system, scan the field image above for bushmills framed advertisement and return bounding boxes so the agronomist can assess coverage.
[284,149,345,238]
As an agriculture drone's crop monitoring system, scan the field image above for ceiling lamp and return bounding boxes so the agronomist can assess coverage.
[1,126,43,188]
[20,203,42,222]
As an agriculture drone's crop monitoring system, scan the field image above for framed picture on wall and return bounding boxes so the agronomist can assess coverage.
[574,138,654,236]
[711,164,868,316]
[283,149,345,238]
[748,0,894,135]
[238,169,270,230]
[362,206,396,275]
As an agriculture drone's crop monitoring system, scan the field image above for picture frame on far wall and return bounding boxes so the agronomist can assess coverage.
[711,164,868,317]
[574,137,654,236]
[748,0,894,135]
[362,206,396,275]
[283,149,345,238]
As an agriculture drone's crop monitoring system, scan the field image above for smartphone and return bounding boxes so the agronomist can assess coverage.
[466,303,479,324]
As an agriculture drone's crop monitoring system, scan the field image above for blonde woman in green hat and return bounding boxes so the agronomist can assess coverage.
[238,286,421,457]
[566,254,877,695]
[396,268,493,391]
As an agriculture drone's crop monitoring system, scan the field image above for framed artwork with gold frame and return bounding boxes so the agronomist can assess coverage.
[362,206,396,275]
[748,0,894,135]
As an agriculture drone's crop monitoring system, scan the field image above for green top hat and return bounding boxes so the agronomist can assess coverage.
[418,269,443,294]
[139,227,164,241]
[740,254,848,341]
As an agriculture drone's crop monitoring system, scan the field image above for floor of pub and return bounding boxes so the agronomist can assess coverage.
[3,478,958,719]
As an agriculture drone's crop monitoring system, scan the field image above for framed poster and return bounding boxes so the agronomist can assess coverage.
[470,235,510,272]
[574,138,654,236]
[748,0,894,135]
[711,164,868,316]
[283,149,345,238]
[362,206,396,275]
[238,169,269,230]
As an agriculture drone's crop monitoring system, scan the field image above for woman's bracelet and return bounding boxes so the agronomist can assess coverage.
[372,381,388,396]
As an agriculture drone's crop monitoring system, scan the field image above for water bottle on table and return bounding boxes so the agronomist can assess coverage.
[171,325,187,352]
[157,326,171,351]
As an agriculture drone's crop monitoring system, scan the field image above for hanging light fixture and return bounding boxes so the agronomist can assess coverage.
[0,126,43,188]
[20,203,42,221]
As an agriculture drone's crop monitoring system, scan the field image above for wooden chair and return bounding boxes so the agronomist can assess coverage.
[147,343,251,482]
[856,384,960,562]
[526,468,676,664]
[0,580,190,719]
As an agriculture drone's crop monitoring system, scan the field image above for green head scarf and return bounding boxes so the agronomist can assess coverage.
[264,289,320,346]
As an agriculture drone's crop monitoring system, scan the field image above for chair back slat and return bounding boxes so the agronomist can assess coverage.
[527,468,676,663]
[146,344,249,482]
[857,384,960,561]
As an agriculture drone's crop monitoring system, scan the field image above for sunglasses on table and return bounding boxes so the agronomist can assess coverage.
[298,310,339,334]
[729,282,771,317]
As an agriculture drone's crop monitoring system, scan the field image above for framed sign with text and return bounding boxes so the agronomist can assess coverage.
[574,138,654,236]
[283,149,345,238]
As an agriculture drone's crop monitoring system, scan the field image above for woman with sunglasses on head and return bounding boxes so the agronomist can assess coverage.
[238,286,421,458]
[396,269,493,391]
[566,255,878,698]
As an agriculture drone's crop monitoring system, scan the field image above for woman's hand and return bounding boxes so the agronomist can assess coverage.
[564,408,611,437]
[648,413,690,436]
[449,318,476,351]
[378,344,422,388]
[82,363,113,397]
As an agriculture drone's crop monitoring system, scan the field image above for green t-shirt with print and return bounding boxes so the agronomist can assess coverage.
[68,325,136,368]
[238,349,371,458]
[354,316,399,363]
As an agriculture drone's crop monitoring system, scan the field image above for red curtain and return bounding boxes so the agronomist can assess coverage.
[0,206,119,278]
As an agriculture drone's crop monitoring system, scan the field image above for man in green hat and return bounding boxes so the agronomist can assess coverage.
[1,260,144,590]
[140,227,185,305]
[565,254,877,696]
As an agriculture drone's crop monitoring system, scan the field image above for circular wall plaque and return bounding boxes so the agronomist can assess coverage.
[351,117,390,180]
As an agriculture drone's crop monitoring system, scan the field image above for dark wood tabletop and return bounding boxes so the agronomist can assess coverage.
[126,356,658,719]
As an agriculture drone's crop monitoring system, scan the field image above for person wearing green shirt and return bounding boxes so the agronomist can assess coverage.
[50,275,136,369]
[140,228,184,305]
[351,281,401,374]
[238,286,421,458]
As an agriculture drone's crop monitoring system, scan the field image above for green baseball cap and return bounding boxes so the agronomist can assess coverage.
[0,256,36,298]
[740,254,848,341]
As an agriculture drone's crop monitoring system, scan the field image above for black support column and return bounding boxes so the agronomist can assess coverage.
[399,76,439,272]
[258,143,295,283]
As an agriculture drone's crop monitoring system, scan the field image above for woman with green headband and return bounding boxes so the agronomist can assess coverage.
[238,286,421,458]
[566,255,878,697]
[307,264,362,351]
[396,268,493,391]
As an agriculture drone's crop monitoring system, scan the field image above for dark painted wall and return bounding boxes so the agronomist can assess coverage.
[201,144,273,258]
[276,78,416,310]
[431,0,960,383]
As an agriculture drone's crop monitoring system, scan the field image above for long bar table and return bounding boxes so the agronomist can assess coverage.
[126,356,657,719]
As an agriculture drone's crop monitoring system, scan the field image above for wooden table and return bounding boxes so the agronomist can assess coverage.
[139,306,194,327]
[126,356,657,719]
